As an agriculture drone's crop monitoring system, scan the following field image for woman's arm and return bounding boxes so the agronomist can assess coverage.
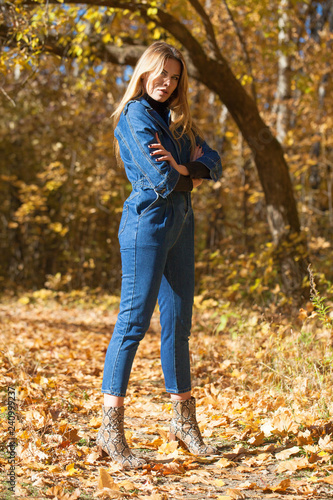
[191,136,222,181]
[115,101,180,198]
[149,135,207,191]
[148,133,190,176]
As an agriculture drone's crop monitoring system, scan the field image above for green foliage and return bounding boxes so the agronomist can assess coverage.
[308,264,333,332]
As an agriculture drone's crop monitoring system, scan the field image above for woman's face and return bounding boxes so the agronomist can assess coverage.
[143,58,181,102]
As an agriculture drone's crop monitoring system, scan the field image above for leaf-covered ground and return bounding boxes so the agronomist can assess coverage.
[1,292,333,500]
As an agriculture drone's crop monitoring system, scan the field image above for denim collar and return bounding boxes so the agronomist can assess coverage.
[137,95,171,127]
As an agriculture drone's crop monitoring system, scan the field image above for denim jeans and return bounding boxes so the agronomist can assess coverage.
[101,189,194,397]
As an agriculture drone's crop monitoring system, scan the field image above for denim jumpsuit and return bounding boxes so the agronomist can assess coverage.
[101,96,222,397]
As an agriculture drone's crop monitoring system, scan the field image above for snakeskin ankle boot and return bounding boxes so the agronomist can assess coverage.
[169,397,218,456]
[96,405,146,469]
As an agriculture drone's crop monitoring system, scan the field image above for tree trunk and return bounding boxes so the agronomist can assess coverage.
[276,0,291,144]
[198,57,308,295]
[2,0,310,296]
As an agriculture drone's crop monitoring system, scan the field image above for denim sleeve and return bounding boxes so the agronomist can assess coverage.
[117,103,180,198]
[194,136,223,182]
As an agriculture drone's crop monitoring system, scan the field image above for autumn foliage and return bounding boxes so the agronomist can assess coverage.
[0,0,332,301]
[1,1,333,498]
[1,291,333,498]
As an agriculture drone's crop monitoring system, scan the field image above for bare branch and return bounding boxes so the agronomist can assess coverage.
[0,86,16,106]
[187,0,221,60]
[222,0,257,102]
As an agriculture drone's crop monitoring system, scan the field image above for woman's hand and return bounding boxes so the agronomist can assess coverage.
[191,144,204,162]
[148,133,189,176]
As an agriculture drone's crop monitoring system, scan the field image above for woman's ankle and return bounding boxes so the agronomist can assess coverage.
[103,394,124,407]
[169,391,192,402]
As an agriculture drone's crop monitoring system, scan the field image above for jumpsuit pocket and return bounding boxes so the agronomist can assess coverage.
[118,191,139,236]
[137,191,160,218]
[118,205,129,237]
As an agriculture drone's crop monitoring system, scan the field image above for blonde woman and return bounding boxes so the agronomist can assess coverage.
[97,42,222,469]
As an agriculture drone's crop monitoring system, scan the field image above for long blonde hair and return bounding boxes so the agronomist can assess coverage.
[112,42,200,150]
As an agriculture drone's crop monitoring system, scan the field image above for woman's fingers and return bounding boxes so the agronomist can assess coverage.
[150,149,167,156]
[149,142,165,150]
[191,145,204,161]
[149,140,171,162]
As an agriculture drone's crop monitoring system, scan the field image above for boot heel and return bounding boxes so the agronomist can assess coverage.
[169,397,219,456]
[97,445,108,458]
[96,406,147,468]
[169,432,188,451]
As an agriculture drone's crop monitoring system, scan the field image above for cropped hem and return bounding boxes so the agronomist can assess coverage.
[165,386,192,395]
[101,390,127,397]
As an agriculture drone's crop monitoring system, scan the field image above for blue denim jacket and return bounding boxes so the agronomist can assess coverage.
[114,96,222,198]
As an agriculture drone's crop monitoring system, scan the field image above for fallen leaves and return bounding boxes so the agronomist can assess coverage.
[247,431,265,446]
[157,440,179,456]
[46,485,81,499]
[216,458,235,468]
[275,445,300,460]
[97,468,122,496]
[1,300,333,500]
[275,456,313,473]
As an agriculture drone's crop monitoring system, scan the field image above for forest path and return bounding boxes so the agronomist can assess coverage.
[1,298,332,499]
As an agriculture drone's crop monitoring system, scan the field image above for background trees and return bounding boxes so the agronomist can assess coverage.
[0,0,332,303]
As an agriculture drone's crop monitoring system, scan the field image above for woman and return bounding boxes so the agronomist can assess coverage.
[97,42,222,469]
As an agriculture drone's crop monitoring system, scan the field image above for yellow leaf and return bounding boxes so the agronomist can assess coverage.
[102,33,112,44]
[216,457,233,468]
[118,480,139,491]
[150,437,164,448]
[65,463,78,476]
[47,465,62,473]
[320,474,333,485]
[215,479,226,487]
[98,468,120,491]
[276,456,311,473]
[158,440,179,455]
[298,308,308,321]
[89,416,101,428]
[263,479,291,493]
[226,489,246,499]
[307,476,319,483]
[147,7,158,16]
[275,446,300,460]
[248,431,265,446]
[19,296,30,304]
